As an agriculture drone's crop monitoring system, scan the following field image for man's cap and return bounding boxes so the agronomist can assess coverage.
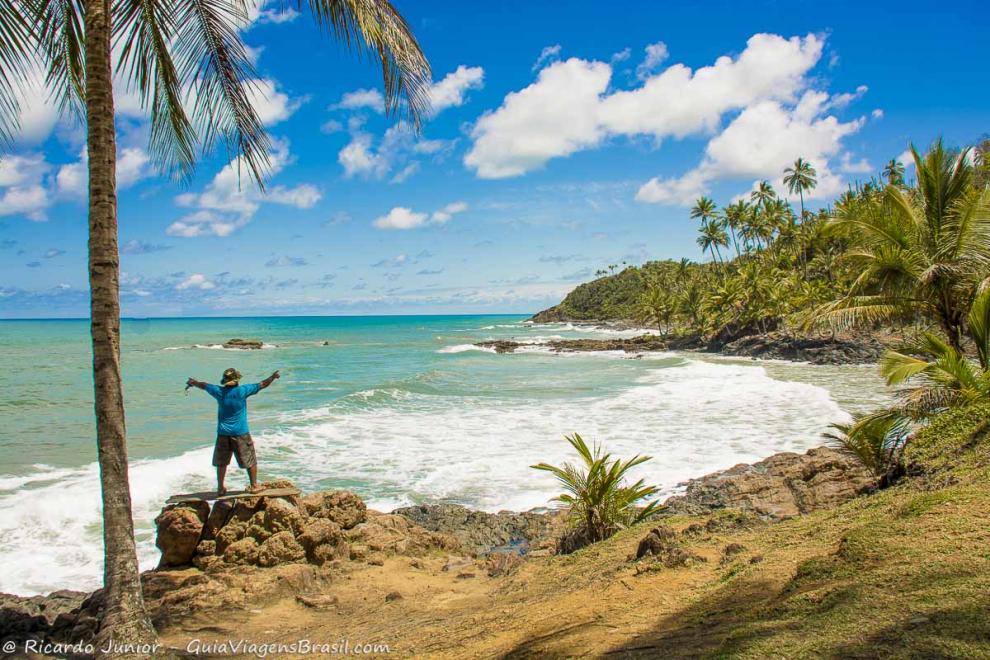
[221,368,242,386]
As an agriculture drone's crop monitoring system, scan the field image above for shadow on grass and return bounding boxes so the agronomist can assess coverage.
[497,561,990,659]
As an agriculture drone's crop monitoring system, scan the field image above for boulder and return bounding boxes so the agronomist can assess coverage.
[222,338,264,350]
[663,446,874,520]
[298,519,343,553]
[486,552,525,577]
[223,537,260,566]
[263,498,307,536]
[257,531,306,567]
[347,513,457,556]
[155,501,209,567]
[393,503,562,556]
[301,490,367,529]
[635,526,704,568]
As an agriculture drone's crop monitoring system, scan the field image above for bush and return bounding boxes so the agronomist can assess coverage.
[532,434,660,550]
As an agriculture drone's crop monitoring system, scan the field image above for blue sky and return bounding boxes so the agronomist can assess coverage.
[0,0,987,318]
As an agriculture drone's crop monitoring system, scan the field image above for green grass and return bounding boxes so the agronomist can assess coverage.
[598,401,990,658]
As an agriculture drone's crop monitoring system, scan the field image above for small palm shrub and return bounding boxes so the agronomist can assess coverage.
[532,433,660,550]
[824,411,911,485]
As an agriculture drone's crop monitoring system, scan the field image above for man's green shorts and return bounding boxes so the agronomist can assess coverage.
[212,434,257,469]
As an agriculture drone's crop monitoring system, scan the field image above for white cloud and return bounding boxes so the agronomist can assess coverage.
[338,122,447,181]
[533,44,562,71]
[373,201,468,230]
[871,108,884,119]
[245,79,303,125]
[175,273,215,290]
[898,149,915,169]
[636,91,864,205]
[0,153,50,220]
[635,41,669,80]
[465,58,611,178]
[390,162,420,184]
[431,201,468,224]
[610,48,632,63]
[466,33,827,179]
[56,146,151,198]
[0,185,49,221]
[167,139,320,237]
[839,152,873,174]
[373,207,428,230]
[9,66,60,144]
[334,88,386,113]
[338,132,389,178]
[320,119,343,134]
[428,65,484,115]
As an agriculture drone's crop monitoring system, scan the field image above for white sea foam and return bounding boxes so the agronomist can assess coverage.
[437,344,497,354]
[0,357,851,596]
[163,343,278,351]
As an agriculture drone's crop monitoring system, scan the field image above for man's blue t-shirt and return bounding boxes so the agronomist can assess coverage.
[204,383,261,436]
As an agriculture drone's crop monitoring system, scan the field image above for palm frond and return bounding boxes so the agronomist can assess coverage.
[304,0,431,127]
[171,0,272,186]
[0,0,40,144]
[113,0,198,180]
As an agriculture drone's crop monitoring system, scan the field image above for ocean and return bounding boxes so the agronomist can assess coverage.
[0,315,887,595]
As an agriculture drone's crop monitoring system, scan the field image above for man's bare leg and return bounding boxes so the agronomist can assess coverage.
[216,465,227,496]
[247,465,261,492]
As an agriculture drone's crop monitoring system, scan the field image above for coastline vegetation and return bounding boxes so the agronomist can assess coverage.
[539,137,990,494]
[531,433,660,550]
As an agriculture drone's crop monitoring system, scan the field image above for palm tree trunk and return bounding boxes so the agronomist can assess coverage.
[85,1,160,655]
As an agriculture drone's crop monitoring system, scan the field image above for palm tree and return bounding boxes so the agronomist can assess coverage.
[722,200,749,257]
[879,286,990,418]
[883,158,906,187]
[696,218,728,268]
[689,196,718,225]
[532,433,660,548]
[816,140,990,351]
[783,157,818,220]
[750,180,777,210]
[0,1,430,651]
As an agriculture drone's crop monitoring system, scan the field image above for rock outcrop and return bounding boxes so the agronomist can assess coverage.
[715,332,888,365]
[394,504,564,556]
[155,482,457,575]
[476,335,668,355]
[222,338,265,349]
[663,446,874,520]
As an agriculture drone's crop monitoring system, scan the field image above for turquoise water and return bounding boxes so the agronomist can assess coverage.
[0,315,888,595]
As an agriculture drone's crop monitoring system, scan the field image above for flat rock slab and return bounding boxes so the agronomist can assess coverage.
[166,487,300,504]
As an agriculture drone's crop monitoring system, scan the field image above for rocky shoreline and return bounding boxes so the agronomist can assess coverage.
[485,325,893,365]
[0,445,872,651]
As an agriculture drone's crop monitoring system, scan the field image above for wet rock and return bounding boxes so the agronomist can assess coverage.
[0,590,89,643]
[155,501,209,567]
[475,335,668,355]
[714,331,887,365]
[385,591,403,602]
[222,338,264,350]
[664,447,874,521]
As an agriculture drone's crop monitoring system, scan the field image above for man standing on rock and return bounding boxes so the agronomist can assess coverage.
[186,367,280,495]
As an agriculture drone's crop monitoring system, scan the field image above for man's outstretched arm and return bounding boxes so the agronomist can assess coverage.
[258,370,280,390]
[186,378,208,390]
